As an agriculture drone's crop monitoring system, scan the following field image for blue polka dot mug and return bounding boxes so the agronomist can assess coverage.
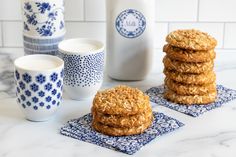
[14,55,64,121]
[58,38,105,100]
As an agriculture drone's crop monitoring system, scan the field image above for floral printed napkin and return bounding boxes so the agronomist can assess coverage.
[60,112,184,155]
[145,85,236,117]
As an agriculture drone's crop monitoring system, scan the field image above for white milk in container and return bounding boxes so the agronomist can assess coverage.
[106,0,155,80]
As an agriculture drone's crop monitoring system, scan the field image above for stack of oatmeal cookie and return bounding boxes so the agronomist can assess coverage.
[163,29,217,105]
[91,85,153,136]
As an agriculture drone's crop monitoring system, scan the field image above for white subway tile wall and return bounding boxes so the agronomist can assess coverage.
[65,0,84,21]
[155,0,198,21]
[199,0,236,22]
[224,23,236,49]
[154,23,168,48]
[0,0,21,20]
[0,0,236,49]
[2,22,23,47]
[85,0,106,21]
[65,22,106,43]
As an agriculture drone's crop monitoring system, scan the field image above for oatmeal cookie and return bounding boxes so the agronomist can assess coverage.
[165,77,217,95]
[166,29,217,50]
[92,108,153,128]
[164,88,217,105]
[92,119,152,136]
[92,85,151,116]
[164,69,216,85]
[163,56,214,74]
[163,44,216,63]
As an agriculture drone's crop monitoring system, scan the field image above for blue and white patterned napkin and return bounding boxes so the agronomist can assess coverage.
[145,85,236,117]
[60,112,184,155]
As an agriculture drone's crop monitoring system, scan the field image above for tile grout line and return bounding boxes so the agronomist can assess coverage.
[65,21,236,23]
[197,0,200,21]
[0,46,236,51]
[83,0,86,22]
[153,21,236,23]
[222,23,226,49]
[0,20,236,24]
[66,20,105,23]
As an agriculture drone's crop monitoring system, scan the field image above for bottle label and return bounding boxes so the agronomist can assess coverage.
[115,9,146,39]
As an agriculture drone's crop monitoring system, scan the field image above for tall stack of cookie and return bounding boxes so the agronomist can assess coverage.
[163,29,217,105]
[91,86,153,136]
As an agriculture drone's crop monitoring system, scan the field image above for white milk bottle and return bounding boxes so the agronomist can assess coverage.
[106,0,155,80]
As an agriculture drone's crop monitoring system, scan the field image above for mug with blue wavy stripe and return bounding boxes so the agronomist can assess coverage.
[23,35,64,55]
[14,55,64,121]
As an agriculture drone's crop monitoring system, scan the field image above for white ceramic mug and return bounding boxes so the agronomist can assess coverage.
[58,38,105,100]
[14,55,64,121]
[21,0,65,38]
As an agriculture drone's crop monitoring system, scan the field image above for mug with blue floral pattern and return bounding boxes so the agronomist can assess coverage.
[21,0,65,38]
[58,38,105,100]
[14,55,64,121]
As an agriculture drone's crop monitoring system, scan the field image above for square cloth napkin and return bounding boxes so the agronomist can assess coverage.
[60,112,184,155]
[145,85,236,117]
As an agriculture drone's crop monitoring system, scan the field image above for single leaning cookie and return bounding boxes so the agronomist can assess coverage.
[92,119,152,136]
[163,56,214,74]
[164,69,216,85]
[166,29,217,51]
[163,44,216,63]
[92,108,153,128]
[164,89,217,105]
[165,77,217,95]
[92,85,151,116]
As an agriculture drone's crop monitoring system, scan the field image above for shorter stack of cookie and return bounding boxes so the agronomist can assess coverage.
[92,85,153,136]
[163,29,217,105]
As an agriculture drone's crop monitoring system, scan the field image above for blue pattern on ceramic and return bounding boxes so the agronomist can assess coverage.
[51,89,57,95]
[24,2,33,12]
[25,90,31,97]
[23,35,64,44]
[39,102,44,107]
[59,51,104,87]
[36,74,46,84]
[22,73,32,83]
[23,2,64,37]
[38,91,45,97]
[60,112,184,155]
[145,85,236,117]
[19,81,26,90]
[60,21,64,29]
[116,9,146,38]
[23,35,64,56]
[36,2,51,14]
[50,73,58,82]
[24,47,59,56]
[32,96,39,103]
[24,42,59,50]
[15,69,63,111]
[24,22,30,31]
[44,83,53,91]
[30,83,39,92]
[15,70,20,80]
[26,101,31,106]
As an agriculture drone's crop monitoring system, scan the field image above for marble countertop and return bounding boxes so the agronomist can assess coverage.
[0,49,236,157]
